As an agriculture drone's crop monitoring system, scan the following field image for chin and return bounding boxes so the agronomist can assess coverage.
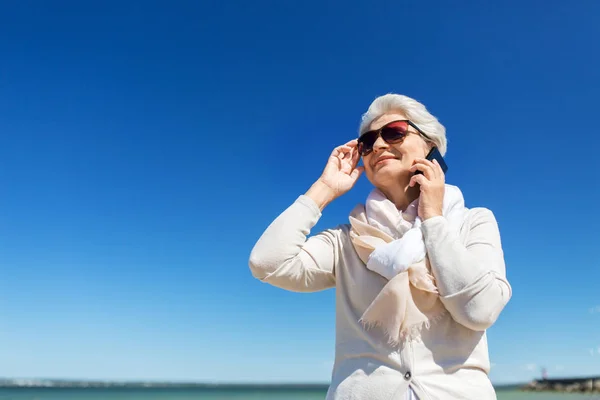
[372,167,410,187]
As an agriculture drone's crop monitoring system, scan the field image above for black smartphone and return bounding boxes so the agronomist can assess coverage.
[415,147,448,174]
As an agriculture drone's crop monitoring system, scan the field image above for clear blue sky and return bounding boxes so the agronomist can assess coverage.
[1,0,599,386]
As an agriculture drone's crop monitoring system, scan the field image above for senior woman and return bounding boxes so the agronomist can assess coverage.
[249,93,511,400]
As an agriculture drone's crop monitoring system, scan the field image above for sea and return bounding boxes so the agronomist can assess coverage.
[1,388,599,400]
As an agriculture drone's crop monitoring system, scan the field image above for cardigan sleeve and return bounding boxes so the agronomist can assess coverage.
[248,195,339,292]
[421,208,512,331]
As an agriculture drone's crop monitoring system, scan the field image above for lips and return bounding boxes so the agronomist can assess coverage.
[373,155,397,167]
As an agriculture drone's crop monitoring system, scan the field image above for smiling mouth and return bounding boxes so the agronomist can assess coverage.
[374,156,397,166]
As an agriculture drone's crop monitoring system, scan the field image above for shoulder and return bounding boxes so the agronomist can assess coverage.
[461,207,503,243]
[322,223,356,257]
[464,207,498,225]
[329,222,352,242]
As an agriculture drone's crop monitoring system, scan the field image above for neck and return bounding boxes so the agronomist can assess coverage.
[380,184,420,211]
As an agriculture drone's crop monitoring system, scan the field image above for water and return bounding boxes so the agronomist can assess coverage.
[1,388,599,400]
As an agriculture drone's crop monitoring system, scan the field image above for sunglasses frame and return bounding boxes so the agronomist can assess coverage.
[358,119,431,156]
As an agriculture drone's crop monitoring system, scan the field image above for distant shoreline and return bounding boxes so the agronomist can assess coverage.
[0,378,521,391]
[0,379,328,389]
[521,377,600,393]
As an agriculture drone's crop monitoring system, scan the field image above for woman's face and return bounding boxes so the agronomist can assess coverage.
[362,112,431,190]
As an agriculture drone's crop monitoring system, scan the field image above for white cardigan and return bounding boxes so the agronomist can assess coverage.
[249,195,512,400]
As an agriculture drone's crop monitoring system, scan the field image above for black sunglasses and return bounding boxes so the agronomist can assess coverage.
[357,119,430,156]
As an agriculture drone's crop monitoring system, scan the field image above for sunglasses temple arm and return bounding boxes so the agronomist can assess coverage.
[408,121,433,141]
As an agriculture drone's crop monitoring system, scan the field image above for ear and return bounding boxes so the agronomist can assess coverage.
[423,139,434,154]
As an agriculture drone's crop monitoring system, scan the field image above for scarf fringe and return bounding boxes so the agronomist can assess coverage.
[359,309,449,346]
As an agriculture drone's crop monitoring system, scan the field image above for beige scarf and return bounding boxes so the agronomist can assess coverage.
[348,184,466,344]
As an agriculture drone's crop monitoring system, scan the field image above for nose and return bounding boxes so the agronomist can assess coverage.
[372,135,389,153]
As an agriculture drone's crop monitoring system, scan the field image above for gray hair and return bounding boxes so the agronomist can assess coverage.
[358,93,447,156]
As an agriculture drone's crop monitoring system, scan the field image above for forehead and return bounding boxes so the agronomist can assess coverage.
[369,111,408,131]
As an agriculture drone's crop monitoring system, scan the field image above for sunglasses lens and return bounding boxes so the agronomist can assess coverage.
[358,132,376,155]
[381,121,408,142]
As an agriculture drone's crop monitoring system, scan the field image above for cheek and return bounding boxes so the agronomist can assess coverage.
[362,155,372,169]
[362,158,378,180]
[392,140,426,161]
[364,164,375,179]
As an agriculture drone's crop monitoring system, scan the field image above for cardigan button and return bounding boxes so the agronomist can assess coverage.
[404,371,412,380]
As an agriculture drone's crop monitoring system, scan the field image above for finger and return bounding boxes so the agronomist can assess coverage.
[418,157,436,168]
[340,148,353,160]
[350,166,365,180]
[432,159,445,179]
[351,146,360,169]
[409,162,435,180]
[333,140,358,156]
[336,145,352,153]
[417,157,441,179]
[332,145,352,159]
[344,143,360,160]
[409,173,427,188]
[415,157,438,176]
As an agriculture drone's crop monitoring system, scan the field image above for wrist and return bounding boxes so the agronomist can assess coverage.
[306,180,337,211]
[422,209,443,221]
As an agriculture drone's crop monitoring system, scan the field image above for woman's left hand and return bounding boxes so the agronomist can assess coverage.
[409,158,445,220]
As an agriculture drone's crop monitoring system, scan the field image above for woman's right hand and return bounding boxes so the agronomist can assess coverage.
[307,140,364,210]
[319,139,365,196]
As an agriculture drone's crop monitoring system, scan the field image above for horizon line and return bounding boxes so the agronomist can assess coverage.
[0,377,529,387]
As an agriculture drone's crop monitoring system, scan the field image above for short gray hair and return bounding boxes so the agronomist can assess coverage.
[358,93,447,156]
